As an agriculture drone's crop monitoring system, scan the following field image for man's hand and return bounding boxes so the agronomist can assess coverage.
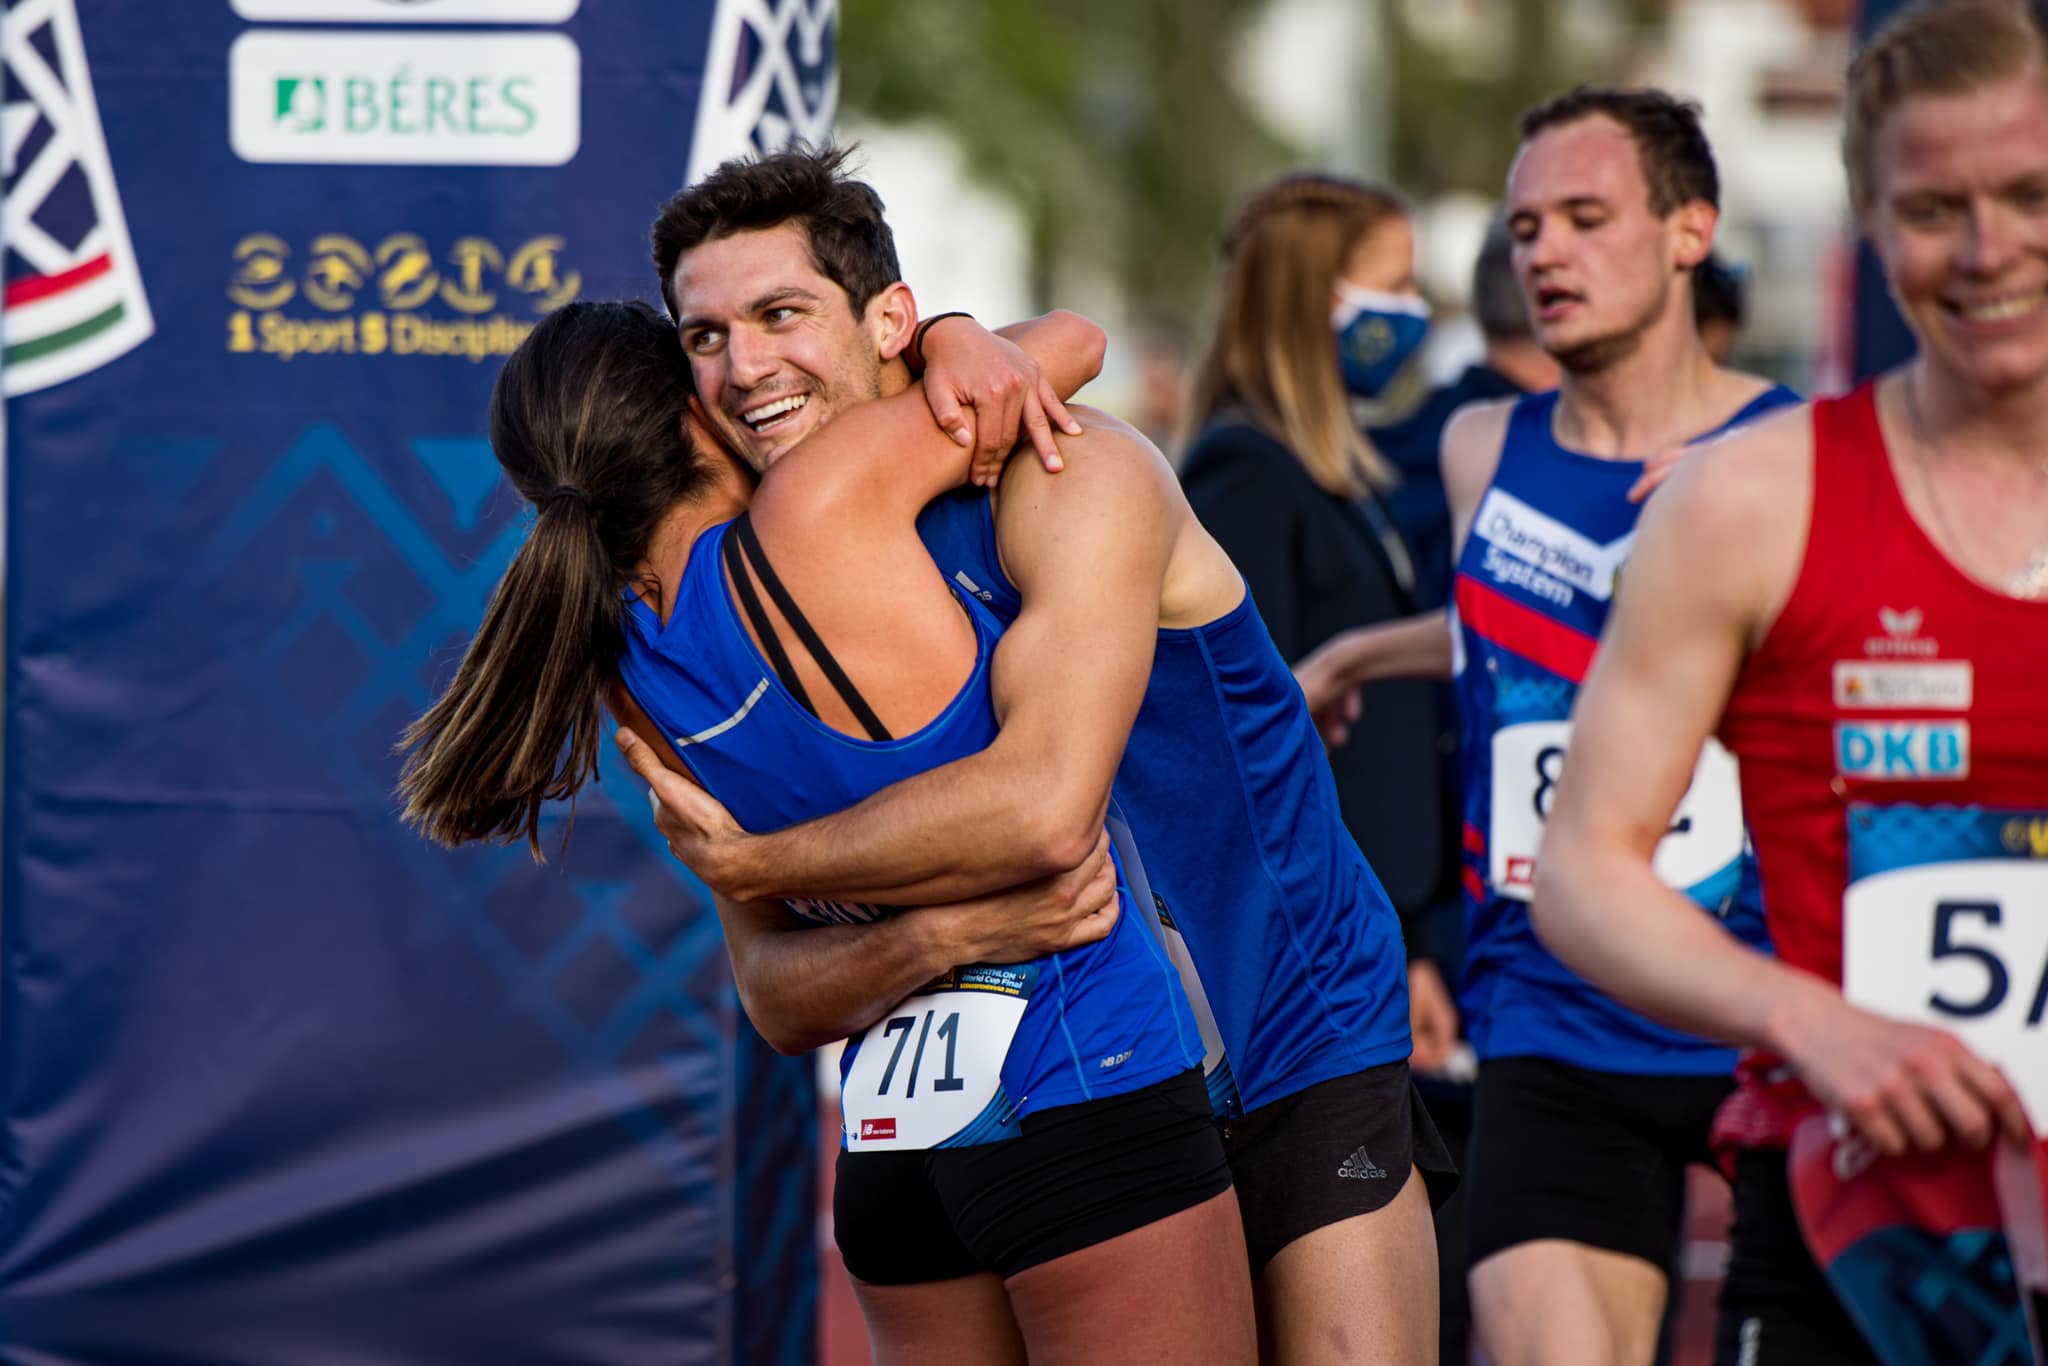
[1294,634,1373,747]
[1407,960,1459,1074]
[1293,612,1455,731]
[935,829,1122,964]
[1312,682,1363,749]
[1781,995,2033,1156]
[919,318,1081,486]
[1294,636,1361,734]
[617,727,749,895]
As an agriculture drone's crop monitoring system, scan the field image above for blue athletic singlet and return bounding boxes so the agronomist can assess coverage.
[917,491,1413,1117]
[1451,386,1797,1074]
[616,519,1203,1149]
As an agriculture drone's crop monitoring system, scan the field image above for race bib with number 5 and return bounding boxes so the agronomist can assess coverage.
[1488,720,1745,907]
[839,963,1034,1151]
[1844,805,2048,1133]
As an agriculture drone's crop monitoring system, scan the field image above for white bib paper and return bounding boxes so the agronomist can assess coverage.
[839,966,1029,1151]
[1489,721,1745,905]
[1844,859,2048,1131]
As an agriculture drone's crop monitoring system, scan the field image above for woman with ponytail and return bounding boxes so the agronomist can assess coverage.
[399,297,1255,1364]
[400,300,711,854]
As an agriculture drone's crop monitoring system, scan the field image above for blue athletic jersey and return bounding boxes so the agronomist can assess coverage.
[616,520,1204,1142]
[917,492,1413,1115]
[1451,386,1797,1074]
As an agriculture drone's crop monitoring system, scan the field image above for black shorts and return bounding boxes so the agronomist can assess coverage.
[1465,1055,1731,1269]
[1713,1149,1880,1365]
[834,1066,1231,1285]
[1220,1060,1459,1277]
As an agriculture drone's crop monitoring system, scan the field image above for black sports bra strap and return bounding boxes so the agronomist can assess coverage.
[731,514,894,742]
[722,522,817,716]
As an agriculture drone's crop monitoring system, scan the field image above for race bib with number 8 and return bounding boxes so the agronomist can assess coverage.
[839,964,1033,1151]
[1844,805,2048,1133]
[1488,720,1745,906]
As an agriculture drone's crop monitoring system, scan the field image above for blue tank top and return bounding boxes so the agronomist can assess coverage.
[918,492,1413,1116]
[616,519,1203,1144]
[1451,386,1797,1074]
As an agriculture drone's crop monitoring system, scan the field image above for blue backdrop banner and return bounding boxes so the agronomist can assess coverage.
[0,1,834,1360]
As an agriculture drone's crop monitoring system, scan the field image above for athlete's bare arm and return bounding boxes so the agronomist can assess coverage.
[662,416,1185,908]
[1294,398,1511,719]
[1531,404,2030,1155]
[613,690,1123,1053]
[708,863,1119,1055]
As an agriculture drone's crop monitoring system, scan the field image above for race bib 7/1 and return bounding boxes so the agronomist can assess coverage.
[1488,720,1745,908]
[1844,804,2048,1132]
[839,963,1033,1151]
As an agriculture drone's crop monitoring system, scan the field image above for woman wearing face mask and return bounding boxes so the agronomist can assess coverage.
[1181,175,1460,1086]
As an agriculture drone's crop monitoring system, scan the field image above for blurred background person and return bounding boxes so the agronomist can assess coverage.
[1691,251,1750,366]
[1372,212,1563,610]
[1178,172,1467,1359]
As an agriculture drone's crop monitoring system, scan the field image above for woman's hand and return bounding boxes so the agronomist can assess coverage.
[919,318,1080,486]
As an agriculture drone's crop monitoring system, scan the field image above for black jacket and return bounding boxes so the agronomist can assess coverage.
[1181,418,1447,926]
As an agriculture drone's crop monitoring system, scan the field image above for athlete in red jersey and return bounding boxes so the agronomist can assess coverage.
[1531,2,2048,1363]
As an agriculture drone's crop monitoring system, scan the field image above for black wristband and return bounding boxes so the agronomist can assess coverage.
[905,311,975,379]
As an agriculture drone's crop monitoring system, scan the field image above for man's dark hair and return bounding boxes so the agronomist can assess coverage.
[1519,86,1720,216]
[1470,212,1531,342]
[1693,251,1748,330]
[649,144,902,321]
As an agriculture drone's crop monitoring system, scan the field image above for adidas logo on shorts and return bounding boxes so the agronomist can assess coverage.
[1336,1147,1385,1181]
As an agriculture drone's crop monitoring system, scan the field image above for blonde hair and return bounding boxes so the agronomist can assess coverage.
[1845,0,2048,212]
[1188,174,1409,497]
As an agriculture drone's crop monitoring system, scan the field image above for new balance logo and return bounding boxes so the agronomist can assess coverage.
[1336,1147,1385,1180]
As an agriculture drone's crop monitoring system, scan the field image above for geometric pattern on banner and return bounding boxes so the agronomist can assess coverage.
[1,0,153,395]
[687,0,838,184]
[199,422,733,1148]
[1832,1226,2035,1366]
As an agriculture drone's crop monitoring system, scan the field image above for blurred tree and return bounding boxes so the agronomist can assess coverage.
[840,0,1669,325]
[840,0,1294,330]
[1385,0,1667,197]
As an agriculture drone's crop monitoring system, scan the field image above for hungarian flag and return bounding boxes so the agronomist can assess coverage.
[2,0,153,396]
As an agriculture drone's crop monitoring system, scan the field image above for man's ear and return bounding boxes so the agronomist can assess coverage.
[1670,200,1718,272]
[867,280,917,362]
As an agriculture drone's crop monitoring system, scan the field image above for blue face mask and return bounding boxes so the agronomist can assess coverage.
[1332,285,1431,398]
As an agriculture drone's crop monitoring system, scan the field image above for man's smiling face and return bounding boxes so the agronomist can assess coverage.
[668,222,887,471]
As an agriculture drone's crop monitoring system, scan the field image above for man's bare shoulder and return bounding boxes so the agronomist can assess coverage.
[1441,395,1518,481]
[996,404,1177,509]
[1443,393,1518,451]
[991,404,1225,620]
[1636,400,1814,639]
[1441,394,1522,545]
[1713,366,1784,407]
[1656,398,1813,518]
